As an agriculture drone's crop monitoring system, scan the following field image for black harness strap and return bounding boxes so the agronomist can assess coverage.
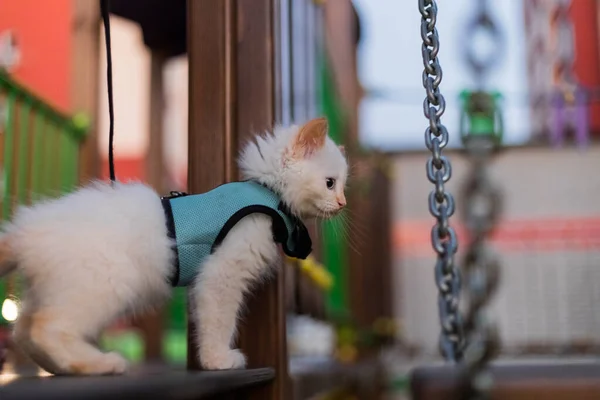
[161,198,180,286]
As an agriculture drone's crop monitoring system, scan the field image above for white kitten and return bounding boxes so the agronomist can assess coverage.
[0,117,347,375]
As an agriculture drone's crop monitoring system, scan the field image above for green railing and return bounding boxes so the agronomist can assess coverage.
[0,70,88,324]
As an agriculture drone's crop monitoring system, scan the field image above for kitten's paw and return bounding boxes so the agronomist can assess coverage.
[68,352,129,375]
[99,352,129,375]
[200,348,247,370]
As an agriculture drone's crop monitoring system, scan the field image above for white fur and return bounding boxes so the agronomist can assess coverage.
[239,125,348,217]
[0,121,347,375]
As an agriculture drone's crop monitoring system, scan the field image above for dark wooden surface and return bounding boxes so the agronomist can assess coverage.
[71,0,100,182]
[187,1,288,399]
[347,162,370,330]
[186,0,236,371]
[0,367,274,400]
[295,267,326,320]
[234,1,289,399]
[186,0,235,194]
[411,360,600,400]
[290,357,383,400]
[146,50,168,193]
[367,161,394,337]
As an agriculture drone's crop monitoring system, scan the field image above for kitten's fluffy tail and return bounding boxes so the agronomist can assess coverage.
[0,235,16,278]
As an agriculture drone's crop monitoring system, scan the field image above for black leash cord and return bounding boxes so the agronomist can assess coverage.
[100,0,116,182]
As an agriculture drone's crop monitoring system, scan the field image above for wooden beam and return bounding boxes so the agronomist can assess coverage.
[187,2,288,399]
[187,0,236,370]
[146,51,167,193]
[234,1,289,398]
[71,0,101,182]
[322,0,359,147]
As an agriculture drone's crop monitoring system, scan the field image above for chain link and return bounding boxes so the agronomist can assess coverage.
[462,0,504,87]
[419,0,464,363]
[460,138,502,400]
[457,2,505,399]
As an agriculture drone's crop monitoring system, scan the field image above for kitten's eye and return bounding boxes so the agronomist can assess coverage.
[326,178,336,190]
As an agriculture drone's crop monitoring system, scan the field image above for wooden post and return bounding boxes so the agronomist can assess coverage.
[187,0,236,370]
[71,0,100,182]
[323,0,360,148]
[146,51,167,193]
[187,2,288,399]
[233,1,290,398]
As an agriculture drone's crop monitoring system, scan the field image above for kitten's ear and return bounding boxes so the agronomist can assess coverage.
[290,117,328,158]
[338,145,346,157]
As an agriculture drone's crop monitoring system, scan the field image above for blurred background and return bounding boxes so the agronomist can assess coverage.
[1,0,600,399]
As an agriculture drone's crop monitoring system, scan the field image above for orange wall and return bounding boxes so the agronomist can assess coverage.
[0,0,72,111]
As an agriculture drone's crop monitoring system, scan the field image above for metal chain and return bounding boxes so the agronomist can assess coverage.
[460,136,502,400]
[459,3,504,398]
[462,0,504,88]
[418,0,464,363]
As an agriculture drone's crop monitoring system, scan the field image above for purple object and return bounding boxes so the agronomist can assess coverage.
[549,86,589,149]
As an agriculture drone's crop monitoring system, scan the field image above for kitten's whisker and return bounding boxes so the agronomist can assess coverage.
[337,213,360,238]
[341,227,363,256]
[328,217,344,243]
[317,211,331,240]
[338,210,369,240]
[335,215,365,255]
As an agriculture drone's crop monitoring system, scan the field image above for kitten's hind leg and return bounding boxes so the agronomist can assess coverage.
[14,308,128,376]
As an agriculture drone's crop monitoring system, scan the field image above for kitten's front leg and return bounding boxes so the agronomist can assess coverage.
[192,255,256,369]
[192,216,277,370]
[192,262,247,370]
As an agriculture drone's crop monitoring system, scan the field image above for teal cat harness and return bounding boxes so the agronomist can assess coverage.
[161,181,313,287]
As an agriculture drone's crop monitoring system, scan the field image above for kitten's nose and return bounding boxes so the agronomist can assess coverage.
[336,192,347,208]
